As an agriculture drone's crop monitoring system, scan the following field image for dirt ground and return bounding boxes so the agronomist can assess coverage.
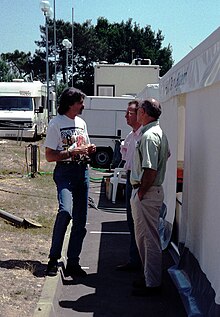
[0,138,57,317]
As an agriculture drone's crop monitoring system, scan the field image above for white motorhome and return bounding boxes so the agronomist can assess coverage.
[0,80,56,139]
[81,95,135,167]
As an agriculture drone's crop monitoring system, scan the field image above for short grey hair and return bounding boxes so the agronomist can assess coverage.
[140,98,161,119]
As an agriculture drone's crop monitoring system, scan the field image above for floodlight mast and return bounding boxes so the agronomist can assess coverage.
[40,0,53,122]
[62,39,72,85]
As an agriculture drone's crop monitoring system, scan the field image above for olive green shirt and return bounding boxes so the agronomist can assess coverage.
[130,120,169,186]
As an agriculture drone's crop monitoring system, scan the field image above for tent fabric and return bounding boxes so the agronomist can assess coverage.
[169,247,220,317]
[159,95,178,249]
[159,26,220,313]
[181,85,220,305]
[160,27,220,102]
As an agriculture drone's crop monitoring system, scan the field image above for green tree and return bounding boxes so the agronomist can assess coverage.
[1,18,173,92]
[93,18,173,75]
[0,59,11,81]
[1,50,33,80]
[0,57,22,81]
[34,17,173,93]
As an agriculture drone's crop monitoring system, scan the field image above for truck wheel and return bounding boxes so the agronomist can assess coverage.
[91,148,113,168]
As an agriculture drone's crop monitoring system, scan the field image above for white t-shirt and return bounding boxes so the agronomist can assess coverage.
[44,114,90,157]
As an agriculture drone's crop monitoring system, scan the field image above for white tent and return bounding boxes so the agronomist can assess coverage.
[160,27,220,315]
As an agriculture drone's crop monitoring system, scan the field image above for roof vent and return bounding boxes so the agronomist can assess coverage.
[131,58,151,65]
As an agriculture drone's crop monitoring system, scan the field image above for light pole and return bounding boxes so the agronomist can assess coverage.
[71,7,74,87]
[53,0,57,113]
[131,49,135,62]
[40,0,52,122]
[62,39,72,86]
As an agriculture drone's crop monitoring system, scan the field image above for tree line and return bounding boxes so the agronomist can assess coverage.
[0,17,173,95]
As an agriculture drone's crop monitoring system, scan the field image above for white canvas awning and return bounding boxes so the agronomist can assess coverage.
[159,27,220,313]
[160,27,220,102]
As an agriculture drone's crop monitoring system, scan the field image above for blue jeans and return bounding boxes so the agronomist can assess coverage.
[49,163,89,265]
[126,171,142,267]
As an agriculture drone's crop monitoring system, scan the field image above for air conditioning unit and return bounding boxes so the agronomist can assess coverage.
[132,58,152,65]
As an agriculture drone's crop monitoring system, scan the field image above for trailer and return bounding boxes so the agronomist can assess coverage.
[0,80,56,140]
[94,59,160,97]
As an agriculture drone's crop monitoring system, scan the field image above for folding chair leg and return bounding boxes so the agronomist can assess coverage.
[111,180,118,204]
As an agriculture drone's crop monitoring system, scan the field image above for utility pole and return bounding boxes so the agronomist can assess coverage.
[53,0,57,112]
[71,7,74,87]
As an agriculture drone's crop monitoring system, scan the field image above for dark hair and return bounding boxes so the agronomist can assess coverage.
[58,87,85,115]
[128,99,140,113]
[140,98,161,119]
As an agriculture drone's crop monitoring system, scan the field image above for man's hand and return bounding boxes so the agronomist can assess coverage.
[88,143,96,154]
[69,144,89,157]
[137,168,157,201]
[137,190,144,201]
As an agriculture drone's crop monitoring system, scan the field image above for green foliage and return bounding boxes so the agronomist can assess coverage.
[1,50,33,81]
[0,58,19,82]
[56,82,68,104]
[0,59,10,81]
[0,18,173,92]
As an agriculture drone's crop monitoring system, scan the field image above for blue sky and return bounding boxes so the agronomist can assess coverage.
[0,0,220,65]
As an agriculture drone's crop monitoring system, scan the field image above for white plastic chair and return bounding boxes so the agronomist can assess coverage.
[110,168,127,203]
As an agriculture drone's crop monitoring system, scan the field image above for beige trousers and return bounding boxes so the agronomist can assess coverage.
[130,186,164,287]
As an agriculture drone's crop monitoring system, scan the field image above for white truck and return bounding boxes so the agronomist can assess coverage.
[81,95,135,167]
[82,84,160,168]
[0,80,56,140]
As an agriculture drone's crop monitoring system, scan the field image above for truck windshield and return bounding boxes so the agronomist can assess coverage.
[0,97,33,111]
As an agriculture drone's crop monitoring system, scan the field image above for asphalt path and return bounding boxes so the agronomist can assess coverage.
[52,168,187,317]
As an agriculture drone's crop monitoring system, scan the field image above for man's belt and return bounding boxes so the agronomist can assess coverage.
[132,184,140,189]
[56,161,87,166]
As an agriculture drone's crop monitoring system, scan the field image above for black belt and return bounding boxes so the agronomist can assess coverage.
[56,161,87,166]
[132,184,140,189]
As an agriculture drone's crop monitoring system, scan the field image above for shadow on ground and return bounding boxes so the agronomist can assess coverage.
[59,220,187,317]
[0,259,47,277]
[56,174,187,317]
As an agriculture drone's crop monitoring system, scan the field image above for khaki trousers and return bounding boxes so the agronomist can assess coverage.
[130,186,164,287]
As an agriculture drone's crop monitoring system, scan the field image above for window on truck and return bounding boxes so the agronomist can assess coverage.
[0,97,33,111]
[97,85,115,96]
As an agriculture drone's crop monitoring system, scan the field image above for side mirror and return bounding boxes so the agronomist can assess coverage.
[35,106,44,114]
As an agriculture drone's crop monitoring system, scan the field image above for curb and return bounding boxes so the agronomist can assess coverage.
[32,224,70,317]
